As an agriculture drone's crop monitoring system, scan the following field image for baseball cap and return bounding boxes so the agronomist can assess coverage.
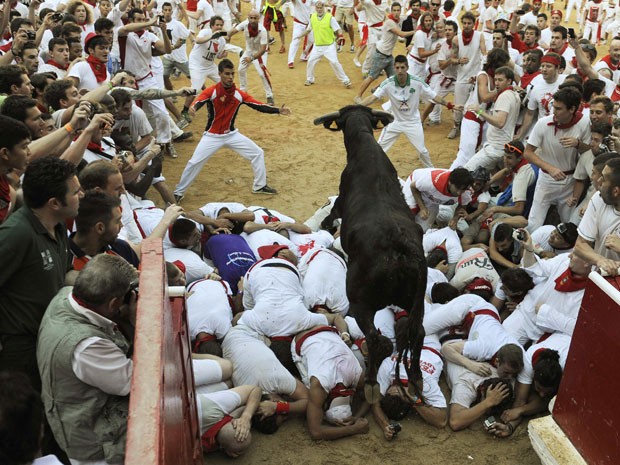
[258,244,289,259]
[471,166,490,182]
[556,222,578,246]
[495,13,510,23]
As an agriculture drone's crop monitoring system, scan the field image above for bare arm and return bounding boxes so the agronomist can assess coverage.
[413,405,447,429]
[440,341,493,377]
[476,74,497,103]
[515,108,536,140]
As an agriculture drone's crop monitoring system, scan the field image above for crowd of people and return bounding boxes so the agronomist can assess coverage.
[1,0,620,463]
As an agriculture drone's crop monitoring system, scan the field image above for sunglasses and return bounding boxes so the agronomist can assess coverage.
[431,3,441,5]
[504,143,523,155]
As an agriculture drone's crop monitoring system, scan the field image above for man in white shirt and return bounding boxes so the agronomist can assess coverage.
[524,87,591,232]
[189,15,228,89]
[118,9,174,156]
[68,33,110,91]
[575,157,620,276]
[464,67,521,172]
[228,10,275,104]
[360,54,460,168]
[39,38,70,78]
[284,0,315,68]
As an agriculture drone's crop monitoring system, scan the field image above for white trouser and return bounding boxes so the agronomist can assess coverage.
[451,115,486,169]
[583,20,601,42]
[407,55,428,79]
[454,81,473,125]
[452,0,474,19]
[378,120,433,167]
[464,142,505,172]
[429,75,455,122]
[138,74,171,144]
[289,20,314,64]
[306,44,350,84]
[174,129,267,195]
[526,173,576,232]
[565,0,582,23]
[362,26,382,75]
[189,62,220,90]
[238,53,273,99]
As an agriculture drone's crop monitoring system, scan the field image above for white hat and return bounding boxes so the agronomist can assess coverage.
[495,13,510,23]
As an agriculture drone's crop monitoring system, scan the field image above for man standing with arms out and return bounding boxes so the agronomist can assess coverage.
[524,87,591,232]
[118,10,174,157]
[285,0,315,68]
[298,1,352,88]
[228,10,275,105]
[360,54,460,167]
[449,12,486,140]
[575,158,620,276]
[355,2,415,100]
[0,157,84,390]
[174,59,289,202]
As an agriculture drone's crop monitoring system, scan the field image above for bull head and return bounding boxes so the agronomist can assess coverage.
[313,105,394,131]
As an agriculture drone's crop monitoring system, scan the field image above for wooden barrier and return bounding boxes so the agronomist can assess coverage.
[551,272,620,464]
[125,239,203,465]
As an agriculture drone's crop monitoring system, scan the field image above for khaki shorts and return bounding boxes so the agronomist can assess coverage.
[335,6,355,25]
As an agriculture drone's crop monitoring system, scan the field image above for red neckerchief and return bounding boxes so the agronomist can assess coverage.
[554,268,588,292]
[520,70,540,88]
[417,22,432,35]
[462,30,474,46]
[47,59,69,70]
[216,82,237,102]
[86,55,107,83]
[430,169,451,196]
[201,415,233,452]
[410,12,420,20]
[442,10,451,17]
[547,111,583,135]
[372,0,381,5]
[388,13,398,22]
[327,383,356,403]
[495,85,513,101]
[433,13,440,21]
[503,157,529,185]
[601,54,619,71]
[87,141,103,152]
[553,41,569,56]
[248,22,259,37]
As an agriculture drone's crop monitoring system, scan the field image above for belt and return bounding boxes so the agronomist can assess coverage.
[409,53,426,63]
[542,168,575,176]
[422,345,442,359]
[295,325,339,355]
[376,49,392,57]
[464,110,484,124]
[293,17,308,25]
[462,308,500,334]
[369,21,383,27]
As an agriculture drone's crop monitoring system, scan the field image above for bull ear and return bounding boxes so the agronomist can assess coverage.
[313,111,343,131]
[371,109,394,129]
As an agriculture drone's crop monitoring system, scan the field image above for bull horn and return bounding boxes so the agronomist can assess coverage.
[370,109,392,119]
[313,111,341,126]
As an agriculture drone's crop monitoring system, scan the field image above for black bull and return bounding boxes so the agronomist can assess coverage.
[315,105,427,404]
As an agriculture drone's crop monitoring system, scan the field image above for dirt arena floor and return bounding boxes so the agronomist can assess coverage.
[159,17,542,464]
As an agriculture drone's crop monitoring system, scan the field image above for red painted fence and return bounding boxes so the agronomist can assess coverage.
[553,272,620,465]
[125,239,203,465]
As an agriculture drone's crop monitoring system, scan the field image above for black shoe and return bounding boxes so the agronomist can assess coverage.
[173,131,193,142]
[174,194,184,204]
[253,185,278,195]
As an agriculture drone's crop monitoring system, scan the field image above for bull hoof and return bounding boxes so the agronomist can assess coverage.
[364,383,381,404]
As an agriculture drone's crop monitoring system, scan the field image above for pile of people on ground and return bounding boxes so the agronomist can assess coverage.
[1,0,620,463]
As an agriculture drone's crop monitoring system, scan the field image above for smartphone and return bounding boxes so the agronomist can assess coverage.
[568,27,575,39]
[515,9,525,14]
[484,416,496,429]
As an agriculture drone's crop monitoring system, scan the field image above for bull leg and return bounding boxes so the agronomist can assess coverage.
[405,309,426,402]
[320,196,342,232]
[351,304,381,404]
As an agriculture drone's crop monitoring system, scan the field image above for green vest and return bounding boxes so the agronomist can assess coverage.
[311,12,335,46]
[37,287,130,463]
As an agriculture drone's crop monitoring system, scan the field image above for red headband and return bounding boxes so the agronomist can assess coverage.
[551,9,563,17]
[541,55,560,67]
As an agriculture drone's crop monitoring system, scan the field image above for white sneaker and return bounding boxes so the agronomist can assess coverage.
[447,127,460,139]
[344,81,352,89]
[353,57,361,67]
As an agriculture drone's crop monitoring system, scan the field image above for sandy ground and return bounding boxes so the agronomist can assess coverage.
[157,17,541,464]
